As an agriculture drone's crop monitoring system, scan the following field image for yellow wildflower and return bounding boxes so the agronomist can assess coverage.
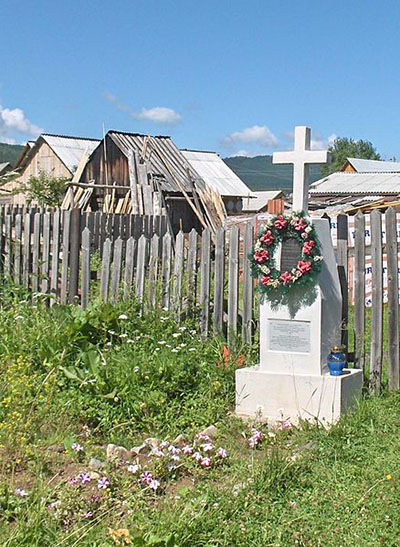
[108,528,132,545]
[386,474,393,481]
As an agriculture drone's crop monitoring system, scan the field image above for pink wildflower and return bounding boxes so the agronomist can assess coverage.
[216,447,228,459]
[71,442,84,452]
[200,443,214,452]
[160,440,170,448]
[278,419,293,431]
[77,472,91,485]
[196,433,211,442]
[168,445,180,456]
[127,464,141,474]
[149,479,160,491]
[141,471,153,485]
[182,445,193,455]
[192,451,202,461]
[14,488,29,497]
[201,457,212,467]
[97,477,110,490]
[81,511,93,519]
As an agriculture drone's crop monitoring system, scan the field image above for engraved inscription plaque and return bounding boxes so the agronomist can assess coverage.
[279,239,302,273]
[268,319,311,353]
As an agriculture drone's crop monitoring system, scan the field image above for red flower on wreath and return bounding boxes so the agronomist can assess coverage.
[260,231,274,246]
[261,275,272,286]
[297,260,312,274]
[292,217,307,232]
[254,249,269,263]
[302,240,315,256]
[273,216,287,230]
[280,271,293,284]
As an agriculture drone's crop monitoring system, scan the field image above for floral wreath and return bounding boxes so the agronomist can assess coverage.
[250,211,323,296]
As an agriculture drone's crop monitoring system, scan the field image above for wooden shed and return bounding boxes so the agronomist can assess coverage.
[79,130,226,234]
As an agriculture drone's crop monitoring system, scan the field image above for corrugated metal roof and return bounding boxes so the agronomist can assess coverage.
[42,134,100,172]
[181,150,251,197]
[108,131,201,193]
[310,172,400,195]
[242,190,284,211]
[0,162,11,174]
[347,157,400,173]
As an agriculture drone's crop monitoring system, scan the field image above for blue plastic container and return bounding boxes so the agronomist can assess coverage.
[327,346,347,376]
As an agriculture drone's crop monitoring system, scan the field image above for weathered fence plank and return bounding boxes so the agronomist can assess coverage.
[32,213,41,292]
[187,229,197,310]
[337,214,348,350]
[200,228,211,337]
[213,226,225,335]
[354,211,366,371]
[60,211,70,305]
[81,227,91,310]
[148,234,159,308]
[135,235,147,303]
[161,233,172,310]
[100,238,112,303]
[50,209,61,305]
[4,215,12,278]
[123,237,135,301]
[14,213,22,285]
[41,212,51,294]
[23,211,32,288]
[369,210,383,394]
[172,230,184,320]
[242,221,254,343]
[228,225,239,346]
[385,208,399,391]
[69,208,81,304]
[111,237,123,303]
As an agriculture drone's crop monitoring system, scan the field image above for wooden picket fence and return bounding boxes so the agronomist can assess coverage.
[0,205,399,393]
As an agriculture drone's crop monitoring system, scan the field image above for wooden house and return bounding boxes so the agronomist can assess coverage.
[3,134,99,205]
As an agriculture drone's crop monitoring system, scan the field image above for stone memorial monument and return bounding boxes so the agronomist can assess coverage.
[236,126,363,425]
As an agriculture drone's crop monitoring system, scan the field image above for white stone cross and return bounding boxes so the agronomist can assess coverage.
[273,126,330,212]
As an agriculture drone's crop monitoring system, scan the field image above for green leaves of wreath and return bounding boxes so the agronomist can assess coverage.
[249,212,323,297]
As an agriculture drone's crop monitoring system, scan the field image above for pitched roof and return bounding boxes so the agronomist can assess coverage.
[41,134,100,172]
[0,162,11,175]
[242,190,284,211]
[16,134,100,174]
[310,172,400,195]
[107,131,199,193]
[181,150,251,197]
[345,157,400,173]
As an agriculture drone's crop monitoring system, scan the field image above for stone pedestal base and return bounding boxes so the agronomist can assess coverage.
[235,366,363,426]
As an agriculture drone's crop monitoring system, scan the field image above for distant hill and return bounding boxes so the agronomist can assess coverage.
[0,142,25,167]
[223,155,322,192]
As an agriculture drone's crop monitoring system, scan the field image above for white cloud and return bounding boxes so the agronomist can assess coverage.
[224,125,278,148]
[131,107,182,124]
[0,105,42,143]
[102,91,117,103]
[311,133,337,150]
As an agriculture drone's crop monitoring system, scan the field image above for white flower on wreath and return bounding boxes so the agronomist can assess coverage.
[314,255,323,261]
[305,226,312,233]
[260,265,270,275]
[301,232,308,239]
[254,241,262,250]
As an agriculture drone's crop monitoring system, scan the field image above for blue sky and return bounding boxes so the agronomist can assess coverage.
[1,0,400,159]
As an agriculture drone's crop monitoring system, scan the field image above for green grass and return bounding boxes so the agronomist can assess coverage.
[0,284,399,546]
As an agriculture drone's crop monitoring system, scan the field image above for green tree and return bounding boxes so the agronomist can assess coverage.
[321,137,381,176]
[18,170,69,207]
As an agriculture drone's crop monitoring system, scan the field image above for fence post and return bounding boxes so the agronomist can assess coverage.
[68,208,81,303]
[81,227,91,310]
[50,209,61,305]
[200,228,211,337]
[213,227,225,335]
[242,221,254,344]
[172,230,184,320]
[100,238,112,303]
[354,211,366,371]
[337,214,348,351]
[60,211,71,305]
[111,237,123,304]
[228,225,239,347]
[369,210,383,394]
[385,207,399,391]
[14,213,22,285]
